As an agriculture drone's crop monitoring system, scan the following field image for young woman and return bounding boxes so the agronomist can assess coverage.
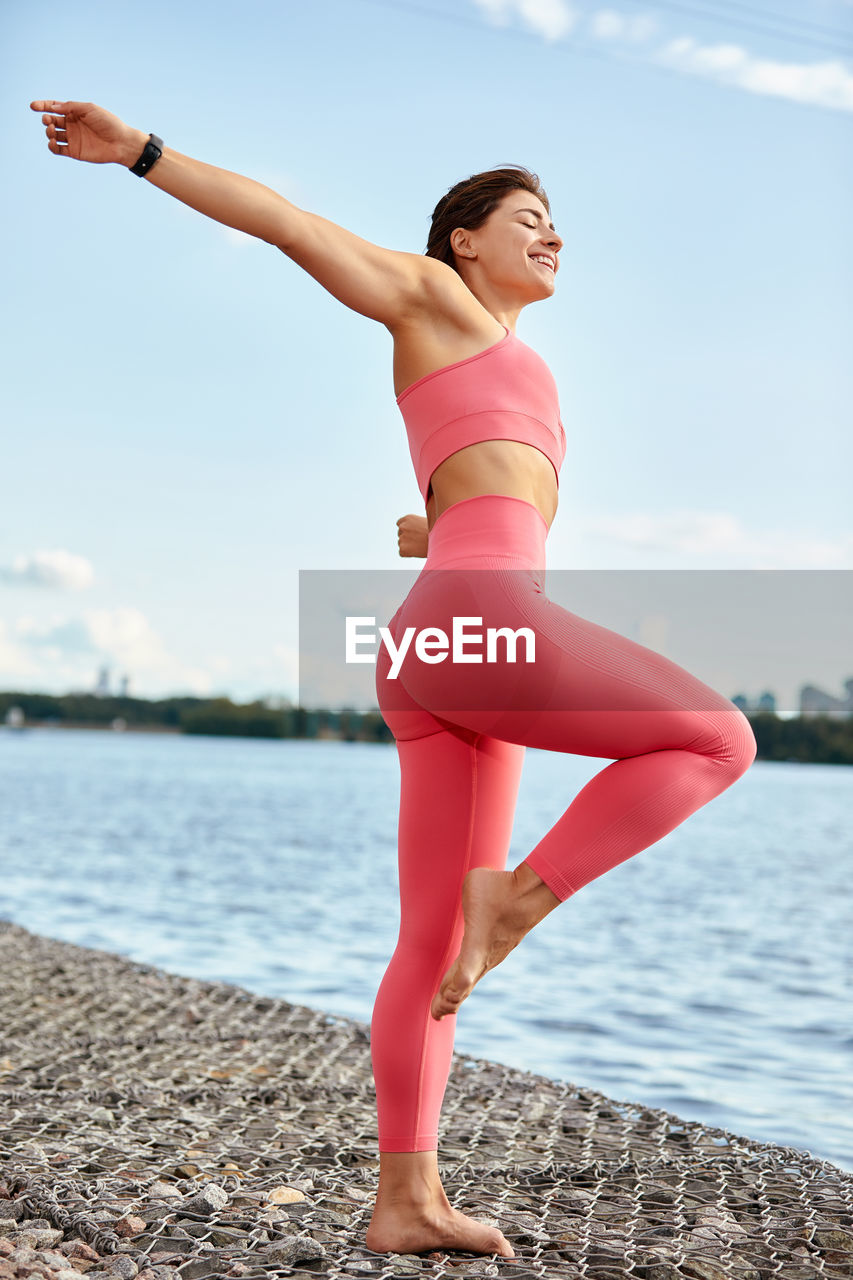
[31,99,756,1262]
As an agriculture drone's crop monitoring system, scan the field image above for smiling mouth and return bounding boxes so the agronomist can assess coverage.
[530,256,555,273]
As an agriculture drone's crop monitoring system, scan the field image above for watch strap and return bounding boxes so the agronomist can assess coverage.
[130,133,164,177]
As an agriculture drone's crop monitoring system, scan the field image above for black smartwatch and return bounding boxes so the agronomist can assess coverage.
[130,133,164,177]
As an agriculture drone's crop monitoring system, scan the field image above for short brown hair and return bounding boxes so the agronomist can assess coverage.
[425,165,551,273]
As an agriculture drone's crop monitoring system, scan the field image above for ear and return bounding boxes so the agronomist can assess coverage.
[450,227,476,260]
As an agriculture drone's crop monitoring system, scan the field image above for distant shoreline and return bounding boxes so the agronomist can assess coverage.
[2,692,853,760]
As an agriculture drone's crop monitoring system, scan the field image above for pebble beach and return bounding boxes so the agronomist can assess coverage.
[1,919,851,1280]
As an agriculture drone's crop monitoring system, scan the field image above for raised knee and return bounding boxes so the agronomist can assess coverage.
[694,704,756,778]
[726,704,757,777]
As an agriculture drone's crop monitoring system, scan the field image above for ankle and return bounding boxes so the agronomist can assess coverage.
[376,1151,447,1207]
[512,862,561,920]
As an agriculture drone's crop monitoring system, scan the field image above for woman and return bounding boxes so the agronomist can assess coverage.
[30,100,756,1262]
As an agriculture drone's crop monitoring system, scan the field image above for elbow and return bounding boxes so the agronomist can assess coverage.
[269,199,307,257]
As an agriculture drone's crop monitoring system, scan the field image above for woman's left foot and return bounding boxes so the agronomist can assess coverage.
[430,867,550,1020]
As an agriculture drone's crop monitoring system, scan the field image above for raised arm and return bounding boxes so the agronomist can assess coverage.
[30,99,438,328]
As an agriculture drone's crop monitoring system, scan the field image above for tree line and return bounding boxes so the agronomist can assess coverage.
[0,692,392,743]
[1,693,852,762]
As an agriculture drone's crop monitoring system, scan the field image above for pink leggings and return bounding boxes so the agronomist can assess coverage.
[371,493,756,1152]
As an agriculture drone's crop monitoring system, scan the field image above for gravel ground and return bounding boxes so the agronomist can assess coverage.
[1,919,851,1279]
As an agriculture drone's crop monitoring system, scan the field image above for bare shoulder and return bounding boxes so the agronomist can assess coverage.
[391,258,507,397]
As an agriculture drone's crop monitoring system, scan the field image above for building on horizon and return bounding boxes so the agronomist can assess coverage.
[94,664,111,698]
[732,690,778,715]
[799,678,853,719]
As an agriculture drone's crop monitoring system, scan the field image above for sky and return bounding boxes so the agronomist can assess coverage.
[2,0,851,712]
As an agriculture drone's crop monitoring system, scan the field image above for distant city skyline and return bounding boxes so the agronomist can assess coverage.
[5,674,853,723]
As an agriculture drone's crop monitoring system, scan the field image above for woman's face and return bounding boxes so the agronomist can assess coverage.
[452,190,563,300]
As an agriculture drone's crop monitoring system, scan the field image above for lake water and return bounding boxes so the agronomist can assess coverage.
[1,727,850,1173]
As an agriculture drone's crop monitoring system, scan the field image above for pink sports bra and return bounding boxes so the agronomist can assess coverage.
[396,324,566,505]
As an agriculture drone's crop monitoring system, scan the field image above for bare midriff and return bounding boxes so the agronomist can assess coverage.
[424,441,559,534]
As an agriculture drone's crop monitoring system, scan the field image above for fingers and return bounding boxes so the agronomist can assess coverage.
[43,118,69,155]
[30,99,68,113]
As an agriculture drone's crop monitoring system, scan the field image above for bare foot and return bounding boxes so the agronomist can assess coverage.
[365,1198,514,1257]
[431,866,556,1021]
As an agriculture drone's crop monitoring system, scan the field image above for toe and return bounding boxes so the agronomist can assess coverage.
[489,1229,515,1257]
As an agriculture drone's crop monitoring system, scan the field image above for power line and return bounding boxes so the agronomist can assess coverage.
[355,0,853,59]
[618,0,853,58]
[343,0,853,116]
[664,0,853,45]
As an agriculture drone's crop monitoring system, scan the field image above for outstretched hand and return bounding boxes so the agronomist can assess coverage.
[29,99,141,166]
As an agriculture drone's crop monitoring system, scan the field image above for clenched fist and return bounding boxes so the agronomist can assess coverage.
[396,514,429,558]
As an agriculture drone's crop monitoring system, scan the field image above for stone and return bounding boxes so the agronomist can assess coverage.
[385,1255,427,1275]
[680,1258,732,1280]
[262,1185,305,1205]
[106,1258,138,1278]
[147,1183,182,1201]
[812,1226,853,1251]
[692,1207,749,1238]
[174,1260,220,1280]
[204,1227,245,1247]
[63,1241,102,1262]
[11,1227,65,1249]
[180,1186,228,1217]
[38,1251,70,1271]
[262,1233,326,1265]
[114,1216,147,1239]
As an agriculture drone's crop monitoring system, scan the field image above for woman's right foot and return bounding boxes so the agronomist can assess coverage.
[365,1199,514,1257]
[430,865,561,1020]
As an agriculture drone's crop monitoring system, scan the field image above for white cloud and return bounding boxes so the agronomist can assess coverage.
[0,549,94,590]
[472,0,513,25]
[470,1,853,113]
[0,619,41,683]
[272,642,300,689]
[472,0,581,41]
[589,9,658,43]
[579,510,853,567]
[654,35,853,112]
[1,608,215,697]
